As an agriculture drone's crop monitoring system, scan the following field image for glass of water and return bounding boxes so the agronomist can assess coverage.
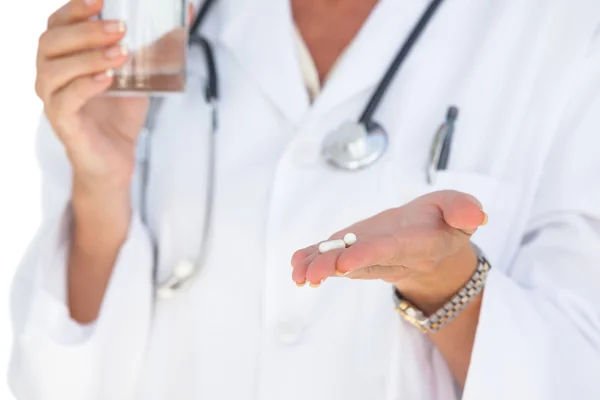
[101,0,188,95]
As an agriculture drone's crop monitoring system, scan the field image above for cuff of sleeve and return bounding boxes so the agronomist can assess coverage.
[463,268,551,400]
[462,268,564,400]
[25,203,153,347]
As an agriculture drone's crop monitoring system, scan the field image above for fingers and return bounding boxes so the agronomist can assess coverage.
[38,45,128,101]
[47,0,103,28]
[291,251,319,286]
[291,230,392,286]
[290,245,317,267]
[292,229,467,286]
[336,236,403,274]
[291,231,356,285]
[291,240,376,286]
[49,73,114,123]
[40,20,126,59]
[304,249,344,286]
[37,2,130,110]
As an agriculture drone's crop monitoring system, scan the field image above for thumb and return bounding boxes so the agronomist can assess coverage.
[438,191,487,235]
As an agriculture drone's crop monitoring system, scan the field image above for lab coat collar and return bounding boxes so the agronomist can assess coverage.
[215,0,431,125]
[217,0,309,125]
[309,0,431,121]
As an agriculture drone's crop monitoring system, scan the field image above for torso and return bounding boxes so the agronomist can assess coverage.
[131,1,600,399]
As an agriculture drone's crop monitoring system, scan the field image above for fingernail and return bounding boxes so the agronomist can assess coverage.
[295,281,306,288]
[105,69,115,78]
[335,269,349,277]
[309,280,323,288]
[481,212,488,226]
[105,45,128,59]
[104,21,126,33]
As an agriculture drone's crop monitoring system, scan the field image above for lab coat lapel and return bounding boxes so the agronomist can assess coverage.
[309,0,432,120]
[218,0,309,125]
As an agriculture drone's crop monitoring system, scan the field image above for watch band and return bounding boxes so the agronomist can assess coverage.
[393,243,491,333]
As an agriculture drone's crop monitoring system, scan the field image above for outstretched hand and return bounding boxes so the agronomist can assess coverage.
[291,190,487,287]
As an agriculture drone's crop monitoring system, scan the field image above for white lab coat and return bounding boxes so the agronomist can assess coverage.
[8,0,600,399]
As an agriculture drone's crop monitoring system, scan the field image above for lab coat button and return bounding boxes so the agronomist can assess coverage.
[274,318,306,344]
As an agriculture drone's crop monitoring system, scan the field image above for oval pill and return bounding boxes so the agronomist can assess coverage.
[318,239,346,253]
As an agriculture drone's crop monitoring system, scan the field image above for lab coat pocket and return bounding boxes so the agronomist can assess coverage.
[425,170,522,268]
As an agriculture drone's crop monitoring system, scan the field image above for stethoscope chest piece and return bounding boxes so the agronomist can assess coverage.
[156,260,196,300]
[322,121,388,170]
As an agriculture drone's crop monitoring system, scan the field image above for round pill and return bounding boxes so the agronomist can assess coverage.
[343,233,357,246]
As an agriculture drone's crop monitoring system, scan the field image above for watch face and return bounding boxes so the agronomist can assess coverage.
[397,301,429,331]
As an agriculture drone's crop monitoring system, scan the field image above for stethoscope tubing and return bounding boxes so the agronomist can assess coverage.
[358,0,445,125]
[190,0,217,36]
[143,0,220,294]
[143,0,450,297]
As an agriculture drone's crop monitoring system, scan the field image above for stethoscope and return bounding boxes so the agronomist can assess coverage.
[141,0,454,299]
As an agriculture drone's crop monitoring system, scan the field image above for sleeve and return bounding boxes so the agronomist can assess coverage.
[7,116,155,400]
[462,26,600,400]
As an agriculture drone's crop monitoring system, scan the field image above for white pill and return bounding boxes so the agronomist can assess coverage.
[319,239,347,254]
[343,233,357,246]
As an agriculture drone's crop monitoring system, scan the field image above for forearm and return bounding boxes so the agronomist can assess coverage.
[395,244,480,386]
[68,182,132,324]
[428,292,481,386]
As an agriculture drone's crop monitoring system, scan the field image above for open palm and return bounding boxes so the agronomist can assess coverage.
[291,190,487,286]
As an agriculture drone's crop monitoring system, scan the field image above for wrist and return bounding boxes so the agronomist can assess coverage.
[67,144,136,194]
[71,182,132,256]
[72,167,134,195]
[395,243,478,315]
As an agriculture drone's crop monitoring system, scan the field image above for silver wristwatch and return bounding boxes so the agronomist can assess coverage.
[393,243,491,333]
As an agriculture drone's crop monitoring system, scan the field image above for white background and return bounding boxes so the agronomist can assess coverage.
[0,0,63,398]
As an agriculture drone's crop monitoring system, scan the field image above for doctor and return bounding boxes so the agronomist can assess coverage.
[8,0,600,399]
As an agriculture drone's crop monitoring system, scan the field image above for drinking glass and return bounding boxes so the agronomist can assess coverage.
[101,0,188,95]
